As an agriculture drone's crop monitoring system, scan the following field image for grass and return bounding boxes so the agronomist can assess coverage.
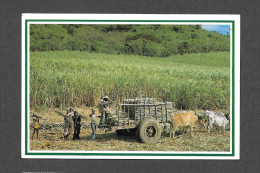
[30,130,230,151]
[30,51,230,111]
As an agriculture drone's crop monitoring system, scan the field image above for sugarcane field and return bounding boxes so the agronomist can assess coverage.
[28,24,231,152]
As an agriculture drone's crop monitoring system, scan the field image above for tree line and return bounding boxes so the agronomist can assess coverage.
[30,24,230,57]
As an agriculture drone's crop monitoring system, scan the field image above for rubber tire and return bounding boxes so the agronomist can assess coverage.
[138,119,161,144]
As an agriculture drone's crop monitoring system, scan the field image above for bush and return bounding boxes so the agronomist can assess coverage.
[30,24,230,57]
[30,25,68,51]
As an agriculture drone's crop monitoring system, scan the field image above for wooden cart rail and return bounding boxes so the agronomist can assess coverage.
[117,103,169,126]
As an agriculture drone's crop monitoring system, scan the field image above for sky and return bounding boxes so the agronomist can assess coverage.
[202,25,231,35]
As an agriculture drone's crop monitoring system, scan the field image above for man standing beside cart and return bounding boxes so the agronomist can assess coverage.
[98,96,113,127]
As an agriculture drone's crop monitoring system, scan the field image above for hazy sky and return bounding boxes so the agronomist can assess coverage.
[202,25,231,35]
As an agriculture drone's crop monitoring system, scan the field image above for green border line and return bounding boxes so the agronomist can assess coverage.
[232,21,235,155]
[25,22,28,155]
[25,20,235,157]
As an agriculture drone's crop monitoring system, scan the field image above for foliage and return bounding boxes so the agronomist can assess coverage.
[30,24,230,57]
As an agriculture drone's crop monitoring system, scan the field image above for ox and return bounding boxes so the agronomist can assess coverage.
[202,110,230,134]
[170,112,198,138]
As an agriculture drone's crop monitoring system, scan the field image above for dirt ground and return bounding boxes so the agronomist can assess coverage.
[29,108,230,152]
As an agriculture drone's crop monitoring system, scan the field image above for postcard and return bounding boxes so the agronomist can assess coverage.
[21,14,240,159]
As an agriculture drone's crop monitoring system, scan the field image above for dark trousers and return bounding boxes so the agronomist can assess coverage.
[91,123,96,140]
[73,126,80,140]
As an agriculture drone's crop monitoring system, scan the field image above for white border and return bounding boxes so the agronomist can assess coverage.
[21,14,240,159]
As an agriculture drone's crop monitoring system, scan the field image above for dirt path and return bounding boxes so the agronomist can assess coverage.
[29,107,230,152]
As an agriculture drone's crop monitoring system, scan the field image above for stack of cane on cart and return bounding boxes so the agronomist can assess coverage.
[107,98,174,126]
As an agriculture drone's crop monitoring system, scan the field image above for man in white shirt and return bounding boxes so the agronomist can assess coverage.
[89,109,98,140]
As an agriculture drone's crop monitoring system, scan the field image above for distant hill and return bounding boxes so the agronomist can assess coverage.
[30,24,230,57]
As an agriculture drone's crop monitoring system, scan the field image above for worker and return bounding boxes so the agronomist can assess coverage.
[32,113,40,139]
[98,96,113,126]
[55,108,74,139]
[72,111,81,140]
[89,110,98,140]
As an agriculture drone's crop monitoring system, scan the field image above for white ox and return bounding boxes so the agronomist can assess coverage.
[202,110,230,134]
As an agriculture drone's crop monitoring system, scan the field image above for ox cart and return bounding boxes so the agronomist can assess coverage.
[100,98,174,144]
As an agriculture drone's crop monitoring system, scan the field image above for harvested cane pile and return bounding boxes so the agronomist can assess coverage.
[30,122,91,131]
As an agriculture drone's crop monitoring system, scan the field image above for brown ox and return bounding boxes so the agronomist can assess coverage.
[169,112,199,138]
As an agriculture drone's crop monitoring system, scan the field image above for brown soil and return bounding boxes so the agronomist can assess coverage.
[29,107,230,152]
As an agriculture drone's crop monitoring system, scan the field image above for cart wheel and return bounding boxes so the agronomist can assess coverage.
[138,119,161,144]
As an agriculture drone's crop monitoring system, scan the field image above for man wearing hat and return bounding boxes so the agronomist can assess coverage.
[98,96,113,126]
